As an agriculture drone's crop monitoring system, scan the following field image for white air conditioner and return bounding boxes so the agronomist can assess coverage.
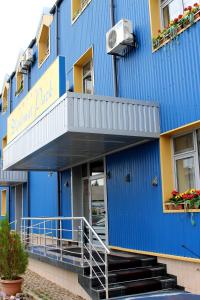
[106,19,134,55]
[18,60,28,74]
[22,48,34,68]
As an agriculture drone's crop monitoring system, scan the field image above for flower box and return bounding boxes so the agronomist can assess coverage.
[166,189,200,211]
[153,3,200,51]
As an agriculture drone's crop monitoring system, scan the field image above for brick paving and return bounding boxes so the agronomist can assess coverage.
[22,270,87,300]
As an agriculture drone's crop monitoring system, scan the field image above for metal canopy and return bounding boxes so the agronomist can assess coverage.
[0,161,27,186]
[3,92,160,171]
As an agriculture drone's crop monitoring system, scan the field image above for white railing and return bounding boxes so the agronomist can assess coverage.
[21,217,110,299]
[10,219,17,231]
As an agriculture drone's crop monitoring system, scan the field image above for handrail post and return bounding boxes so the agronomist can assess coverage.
[80,219,84,267]
[105,251,109,299]
[89,226,92,278]
[31,219,33,252]
[60,219,63,262]
[44,221,46,256]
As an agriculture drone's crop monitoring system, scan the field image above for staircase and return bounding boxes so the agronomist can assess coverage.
[21,217,183,300]
[67,247,181,299]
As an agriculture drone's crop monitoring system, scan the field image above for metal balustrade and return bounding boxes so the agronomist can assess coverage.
[0,159,27,186]
[21,217,110,299]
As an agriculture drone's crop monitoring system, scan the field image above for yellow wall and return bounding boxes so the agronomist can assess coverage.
[74,47,93,93]
[16,71,24,94]
[38,25,50,66]
[2,84,9,113]
[149,0,161,37]
[7,57,61,143]
[1,190,6,217]
[160,120,200,211]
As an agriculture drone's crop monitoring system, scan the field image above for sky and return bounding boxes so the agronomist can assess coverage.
[0,0,56,90]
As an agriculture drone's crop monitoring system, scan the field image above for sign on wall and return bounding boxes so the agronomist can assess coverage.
[7,56,65,143]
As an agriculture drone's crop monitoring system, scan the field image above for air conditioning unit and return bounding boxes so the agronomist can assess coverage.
[23,48,34,67]
[106,19,134,55]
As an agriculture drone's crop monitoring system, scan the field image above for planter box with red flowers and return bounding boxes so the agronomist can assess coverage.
[153,3,200,51]
[165,189,200,211]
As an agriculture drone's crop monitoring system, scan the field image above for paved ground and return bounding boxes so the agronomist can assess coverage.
[22,270,86,300]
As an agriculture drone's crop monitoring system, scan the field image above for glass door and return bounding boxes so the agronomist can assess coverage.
[81,159,107,243]
[90,177,106,242]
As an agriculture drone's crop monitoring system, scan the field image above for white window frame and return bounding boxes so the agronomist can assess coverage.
[82,60,94,95]
[172,130,200,191]
[160,0,196,27]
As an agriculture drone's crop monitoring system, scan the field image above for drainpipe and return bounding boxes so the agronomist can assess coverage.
[55,4,59,56]
[57,172,61,217]
[110,0,118,97]
[9,77,12,114]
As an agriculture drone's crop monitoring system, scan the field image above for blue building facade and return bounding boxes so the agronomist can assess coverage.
[1,0,200,295]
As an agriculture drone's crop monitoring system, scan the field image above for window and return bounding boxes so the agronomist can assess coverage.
[161,0,198,27]
[160,122,200,212]
[38,25,50,67]
[2,84,9,113]
[74,47,94,94]
[173,133,198,192]
[1,190,7,217]
[15,71,24,96]
[150,0,200,51]
[2,136,7,159]
[72,0,91,22]
[36,15,53,67]
[82,61,93,94]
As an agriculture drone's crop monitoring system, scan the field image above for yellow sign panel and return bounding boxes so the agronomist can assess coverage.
[8,57,60,143]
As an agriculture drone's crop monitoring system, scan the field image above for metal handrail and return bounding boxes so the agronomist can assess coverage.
[22,217,110,254]
[21,216,110,299]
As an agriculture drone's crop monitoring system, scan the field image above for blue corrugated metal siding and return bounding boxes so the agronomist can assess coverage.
[29,172,58,217]
[9,187,15,228]
[0,187,9,221]
[114,0,200,133]
[61,170,72,239]
[0,0,200,260]
[23,183,28,218]
[107,141,200,258]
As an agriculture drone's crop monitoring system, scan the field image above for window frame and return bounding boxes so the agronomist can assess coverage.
[1,190,7,217]
[71,0,92,23]
[160,0,197,28]
[38,25,51,68]
[2,84,8,113]
[172,130,200,192]
[73,47,94,94]
[82,60,94,95]
[15,71,24,97]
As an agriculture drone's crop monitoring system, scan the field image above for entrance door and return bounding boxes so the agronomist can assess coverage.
[15,185,23,232]
[90,176,106,242]
[82,159,107,243]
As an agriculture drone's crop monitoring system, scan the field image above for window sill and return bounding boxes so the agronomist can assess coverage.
[164,209,200,213]
[15,88,23,97]
[71,0,92,24]
[153,13,200,53]
[38,52,50,69]
[164,202,200,213]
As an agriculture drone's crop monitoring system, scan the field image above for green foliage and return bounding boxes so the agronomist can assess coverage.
[0,218,28,280]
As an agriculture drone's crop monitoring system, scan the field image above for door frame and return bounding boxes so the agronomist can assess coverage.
[81,157,109,244]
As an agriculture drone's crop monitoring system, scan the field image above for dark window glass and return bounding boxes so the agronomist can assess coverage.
[90,160,104,176]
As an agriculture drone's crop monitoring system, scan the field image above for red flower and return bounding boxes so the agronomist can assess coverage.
[172,190,179,196]
[194,3,199,7]
[178,14,183,19]
[158,29,161,33]
[188,6,193,11]
[174,18,179,23]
